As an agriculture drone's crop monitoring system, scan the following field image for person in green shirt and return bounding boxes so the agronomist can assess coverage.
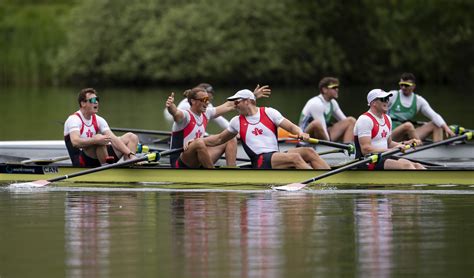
[388,73,455,142]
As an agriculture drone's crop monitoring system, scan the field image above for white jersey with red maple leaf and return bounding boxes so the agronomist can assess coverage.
[353,111,392,150]
[64,110,110,138]
[228,107,285,159]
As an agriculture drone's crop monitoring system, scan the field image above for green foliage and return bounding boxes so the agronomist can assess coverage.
[2,0,473,86]
[0,2,69,86]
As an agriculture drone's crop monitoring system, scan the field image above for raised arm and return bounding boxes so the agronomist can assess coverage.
[166,92,185,122]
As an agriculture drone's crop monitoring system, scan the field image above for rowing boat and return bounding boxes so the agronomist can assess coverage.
[1,162,473,186]
[1,140,473,166]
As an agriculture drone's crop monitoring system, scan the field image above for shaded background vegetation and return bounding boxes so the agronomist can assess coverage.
[1,0,473,87]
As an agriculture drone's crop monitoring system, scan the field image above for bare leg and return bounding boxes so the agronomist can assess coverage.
[224,137,237,166]
[180,139,214,168]
[95,145,110,164]
[119,132,139,160]
[288,148,330,169]
[415,122,442,141]
[383,158,425,169]
[391,122,418,142]
[305,120,330,141]
[328,117,356,143]
[271,152,312,169]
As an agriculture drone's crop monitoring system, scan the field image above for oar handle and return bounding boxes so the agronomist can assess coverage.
[288,134,355,153]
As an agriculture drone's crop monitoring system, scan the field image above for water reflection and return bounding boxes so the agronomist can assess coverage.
[65,193,112,277]
[355,195,394,277]
[2,189,474,278]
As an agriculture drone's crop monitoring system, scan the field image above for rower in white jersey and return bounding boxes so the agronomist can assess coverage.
[298,77,356,143]
[203,89,330,170]
[64,88,139,167]
[163,83,230,130]
[388,72,455,142]
[166,85,271,169]
[353,89,425,170]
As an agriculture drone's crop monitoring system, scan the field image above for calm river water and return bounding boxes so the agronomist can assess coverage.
[0,85,473,139]
[1,187,474,278]
[1,86,473,277]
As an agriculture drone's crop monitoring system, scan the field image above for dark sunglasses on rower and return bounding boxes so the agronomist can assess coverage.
[378,96,390,103]
[87,97,100,104]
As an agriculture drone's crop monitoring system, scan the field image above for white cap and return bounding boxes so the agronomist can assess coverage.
[367,89,392,105]
[227,89,255,101]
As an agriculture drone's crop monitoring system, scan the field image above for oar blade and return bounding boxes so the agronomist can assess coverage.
[9,180,51,188]
[274,183,307,191]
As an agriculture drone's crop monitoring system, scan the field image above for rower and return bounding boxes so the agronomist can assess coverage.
[166,85,271,169]
[203,89,330,169]
[387,72,455,142]
[64,88,139,167]
[298,77,356,143]
[163,83,230,130]
[353,89,425,170]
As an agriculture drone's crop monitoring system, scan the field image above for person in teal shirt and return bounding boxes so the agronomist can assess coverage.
[387,73,455,142]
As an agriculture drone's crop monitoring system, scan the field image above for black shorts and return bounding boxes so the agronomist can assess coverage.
[73,145,118,167]
[252,152,276,169]
[172,156,191,169]
[357,156,387,170]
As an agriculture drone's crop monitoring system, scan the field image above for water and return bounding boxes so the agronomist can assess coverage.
[0,85,473,140]
[1,187,474,277]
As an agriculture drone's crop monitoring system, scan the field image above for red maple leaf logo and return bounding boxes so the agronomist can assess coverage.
[195,130,203,139]
[251,128,263,136]
[381,129,388,138]
[86,129,93,138]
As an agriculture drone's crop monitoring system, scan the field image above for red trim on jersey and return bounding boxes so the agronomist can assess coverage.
[180,110,208,139]
[74,112,99,136]
[239,107,277,143]
[363,112,391,138]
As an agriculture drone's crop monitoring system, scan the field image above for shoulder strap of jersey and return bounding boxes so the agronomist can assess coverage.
[383,113,391,130]
[260,107,277,135]
[363,112,379,139]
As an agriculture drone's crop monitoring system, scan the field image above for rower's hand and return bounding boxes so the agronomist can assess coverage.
[253,84,271,99]
[298,132,310,141]
[402,139,423,148]
[183,139,194,151]
[445,126,456,137]
[93,134,111,145]
[166,92,175,108]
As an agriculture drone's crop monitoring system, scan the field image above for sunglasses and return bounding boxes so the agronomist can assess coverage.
[399,81,415,88]
[234,99,244,105]
[86,97,100,104]
[194,96,209,103]
[377,97,390,103]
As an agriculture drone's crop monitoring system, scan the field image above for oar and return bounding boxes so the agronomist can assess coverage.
[13,148,183,187]
[286,134,355,154]
[274,145,413,192]
[400,132,473,157]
